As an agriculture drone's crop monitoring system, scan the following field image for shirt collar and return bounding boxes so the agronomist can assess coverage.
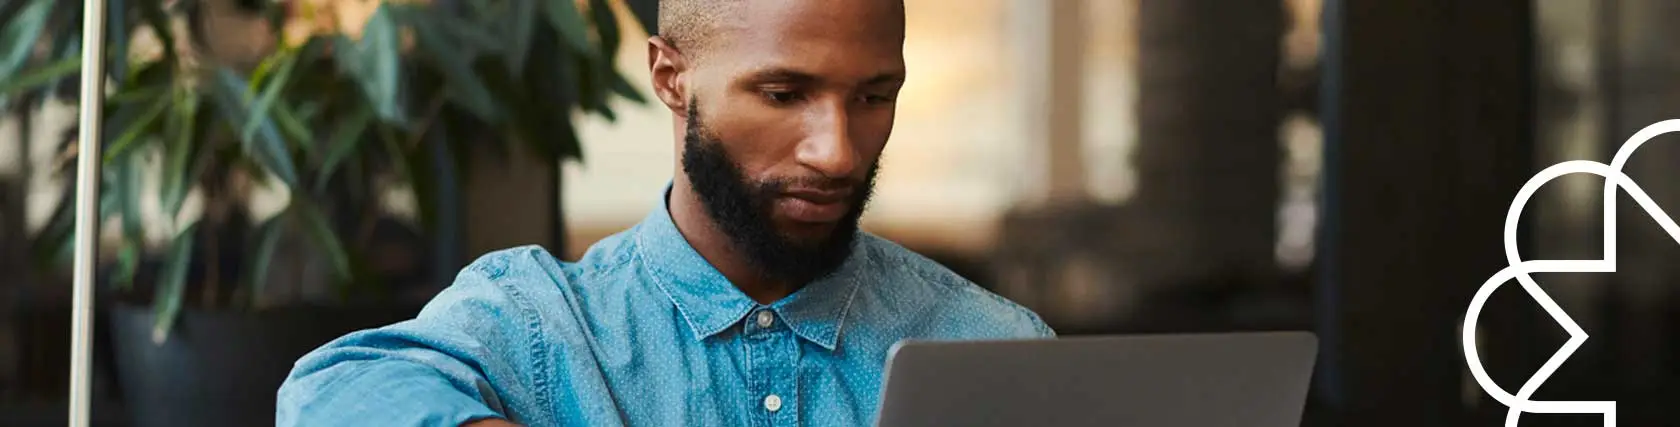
[635,184,866,350]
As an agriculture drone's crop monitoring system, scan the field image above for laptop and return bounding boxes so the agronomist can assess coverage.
[874,331,1318,427]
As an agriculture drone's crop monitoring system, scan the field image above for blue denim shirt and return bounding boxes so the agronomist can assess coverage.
[276,190,1054,426]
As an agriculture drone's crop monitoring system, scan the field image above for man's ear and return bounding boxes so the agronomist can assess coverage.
[647,36,689,113]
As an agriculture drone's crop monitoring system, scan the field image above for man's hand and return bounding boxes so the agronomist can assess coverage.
[463,418,521,427]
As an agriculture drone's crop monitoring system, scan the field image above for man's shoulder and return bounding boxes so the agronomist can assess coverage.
[425,245,573,315]
[418,243,628,337]
[450,238,638,293]
[459,245,562,280]
[856,233,1055,338]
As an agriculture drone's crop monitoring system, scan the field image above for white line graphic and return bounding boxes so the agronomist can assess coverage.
[1461,119,1680,427]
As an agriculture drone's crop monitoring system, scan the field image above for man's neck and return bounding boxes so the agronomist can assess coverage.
[668,180,794,305]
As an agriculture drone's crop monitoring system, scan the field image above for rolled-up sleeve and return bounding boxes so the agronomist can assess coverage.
[277,253,543,426]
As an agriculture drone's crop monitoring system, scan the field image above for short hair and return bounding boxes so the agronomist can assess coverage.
[657,0,741,61]
[657,0,905,62]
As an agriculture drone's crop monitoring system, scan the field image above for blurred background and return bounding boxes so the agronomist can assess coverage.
[2,0,1679,425]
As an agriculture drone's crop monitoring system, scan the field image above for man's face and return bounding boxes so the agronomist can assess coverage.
[682,103,878,285]
[676,0,906,283]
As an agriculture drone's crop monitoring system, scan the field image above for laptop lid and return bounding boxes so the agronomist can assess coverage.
[874,331,1319,427]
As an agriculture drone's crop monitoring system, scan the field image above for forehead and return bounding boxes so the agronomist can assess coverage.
[705,0,905,78]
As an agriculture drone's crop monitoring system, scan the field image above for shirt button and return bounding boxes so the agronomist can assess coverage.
[756,310,775,328]
[764,394,783,412]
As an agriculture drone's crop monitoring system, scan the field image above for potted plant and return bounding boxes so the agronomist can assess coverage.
[0,0,649,425]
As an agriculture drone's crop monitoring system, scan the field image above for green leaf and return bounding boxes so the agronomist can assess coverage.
[100,151,146,267]
[106,60,173,114]
[531,24,579,105]
[555,117,583,162]
[211,67,301,189]
[244,50,299,142]
[296,203,351,282]
[104,92,171,163]
[479,61,549,157]
[106,82,167,106]
[249,52,283,87]
[117,153,144,242]
[0,0,52,86]
[589,0,620,60]
[272,102,313,154]
[246,216,285,308]
[98,179,120,222]
[505,0,537,75]
[112,241,140,290]
[422,7,502,53]
[607,68,646,104]
[487,31,583,161]
[542,0,593,54]
[575,54,611,118]
[160,90,202,216]
[408,19,499,120]
[105,0,128,83]
[589,0,638,110]
[315,104,374,193]
[0,56,80,99]
[263,39,327,131]
[151,223,198,344]
[294,100,323,124]
[336,6,405,123]
[622,0,657,35]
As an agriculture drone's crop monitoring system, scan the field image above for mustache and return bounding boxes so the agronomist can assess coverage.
[756,175,862,193]
[754,165,882,201]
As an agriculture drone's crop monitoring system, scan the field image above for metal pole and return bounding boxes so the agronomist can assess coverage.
[69,0,109,424]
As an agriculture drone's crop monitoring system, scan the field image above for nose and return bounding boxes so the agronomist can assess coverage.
[795,100,859,179]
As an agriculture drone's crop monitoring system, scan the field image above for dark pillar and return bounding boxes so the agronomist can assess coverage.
[1319,0,1534,424]
[1133,0,1284,283]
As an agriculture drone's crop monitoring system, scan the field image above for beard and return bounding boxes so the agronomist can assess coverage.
[680,99,879,286]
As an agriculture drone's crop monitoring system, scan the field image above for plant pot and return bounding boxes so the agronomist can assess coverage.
[9,302,71,401]
[5,291,125,404]
[108,301,420,427]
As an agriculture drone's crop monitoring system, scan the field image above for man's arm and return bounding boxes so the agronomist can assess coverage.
[276,256,542,426]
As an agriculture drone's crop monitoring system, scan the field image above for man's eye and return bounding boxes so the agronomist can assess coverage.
[762,90,802,104]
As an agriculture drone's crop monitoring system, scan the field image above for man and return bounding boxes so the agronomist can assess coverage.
[275,0,1052,425]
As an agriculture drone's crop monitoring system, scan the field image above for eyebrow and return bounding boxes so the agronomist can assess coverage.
[744,68,819,84]
[742,67,907,86]
[864,71,907,86]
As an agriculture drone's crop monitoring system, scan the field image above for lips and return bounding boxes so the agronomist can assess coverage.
[776,188,852,223]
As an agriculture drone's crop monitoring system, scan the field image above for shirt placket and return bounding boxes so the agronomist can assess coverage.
[744,307,799,427]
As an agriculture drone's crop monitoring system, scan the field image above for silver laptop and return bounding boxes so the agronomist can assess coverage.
[874,331,1318,427]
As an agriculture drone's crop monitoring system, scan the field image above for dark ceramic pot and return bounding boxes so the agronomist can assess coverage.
[108,302,419,427]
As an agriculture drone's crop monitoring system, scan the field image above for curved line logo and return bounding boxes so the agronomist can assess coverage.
[1461,119,1680,427]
